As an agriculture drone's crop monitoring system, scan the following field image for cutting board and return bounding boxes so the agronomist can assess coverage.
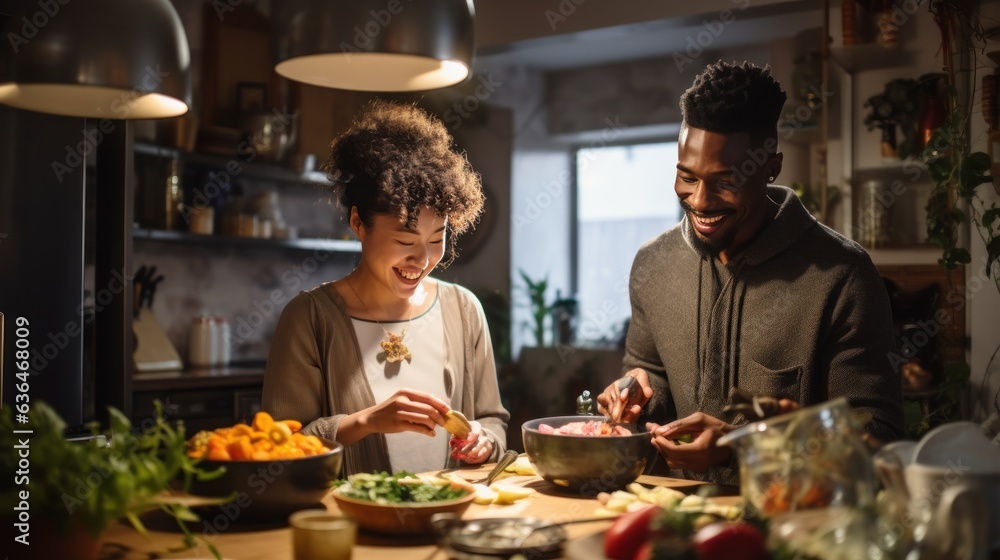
[133,308,182,372]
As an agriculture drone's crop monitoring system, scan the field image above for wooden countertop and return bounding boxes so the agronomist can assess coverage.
[98,463,721,560]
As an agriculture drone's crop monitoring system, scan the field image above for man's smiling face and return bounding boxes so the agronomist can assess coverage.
[674,124,781,262]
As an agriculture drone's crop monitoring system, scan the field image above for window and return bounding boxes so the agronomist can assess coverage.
[575,141,682,343]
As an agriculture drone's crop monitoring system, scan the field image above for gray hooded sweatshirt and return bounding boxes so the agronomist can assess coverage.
[627,186,904,484]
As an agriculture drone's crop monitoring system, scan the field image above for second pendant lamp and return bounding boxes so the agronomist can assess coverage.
[273,0,475,92]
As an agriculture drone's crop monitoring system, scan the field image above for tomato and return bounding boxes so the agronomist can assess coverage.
[633,541,654,560]
[603,505,662,560]
[692,521,769,560]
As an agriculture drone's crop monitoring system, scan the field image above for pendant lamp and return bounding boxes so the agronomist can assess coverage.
[0,0,191,119]
[274,0,475,92]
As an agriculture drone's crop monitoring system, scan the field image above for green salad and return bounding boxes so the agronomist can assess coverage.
[333,471,468,504]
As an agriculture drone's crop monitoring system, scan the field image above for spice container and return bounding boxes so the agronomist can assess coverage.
[213,316,231,366]
[188,315,217,367]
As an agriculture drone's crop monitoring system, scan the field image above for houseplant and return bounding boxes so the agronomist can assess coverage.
[0,402,225,559]
[518,269,553,347]
[916,0,1000,430]
[863,77,921,159]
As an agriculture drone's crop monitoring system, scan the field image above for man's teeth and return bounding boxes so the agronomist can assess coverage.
[398,269,421,280]
[694,214,724,225]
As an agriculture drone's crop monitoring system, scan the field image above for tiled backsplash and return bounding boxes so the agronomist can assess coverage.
[133,242,356,365]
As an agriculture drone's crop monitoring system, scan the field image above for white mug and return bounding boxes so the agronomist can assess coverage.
[903,462,994,559]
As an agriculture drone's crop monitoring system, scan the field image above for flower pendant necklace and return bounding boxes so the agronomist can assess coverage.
[347,278,414,364]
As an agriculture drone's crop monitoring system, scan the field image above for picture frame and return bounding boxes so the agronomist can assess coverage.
[236,82,268,116]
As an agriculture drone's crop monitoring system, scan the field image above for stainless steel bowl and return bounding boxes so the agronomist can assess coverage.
[522,416,656,495]
[241,111,298,162]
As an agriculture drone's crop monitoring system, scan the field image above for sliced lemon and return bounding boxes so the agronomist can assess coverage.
[472,483,499,505]
[443,410,472,438]
[492,484,534,504]
[506,456,536,475]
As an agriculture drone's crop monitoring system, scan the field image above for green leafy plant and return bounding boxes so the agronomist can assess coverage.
[518,269,552,347]
[0,402,226,558]
[863,78,921,158]
[919,0,1000,427]
[924,0,999,274]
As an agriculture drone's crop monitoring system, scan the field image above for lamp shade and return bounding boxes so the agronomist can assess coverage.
[274,0,475,92]
[0,0,191,119]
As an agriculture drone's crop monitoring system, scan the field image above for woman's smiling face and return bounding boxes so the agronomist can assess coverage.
[353,204,447,300]
[674,124,781,262]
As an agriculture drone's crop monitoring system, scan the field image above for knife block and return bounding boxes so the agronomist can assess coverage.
[133,308,182,372]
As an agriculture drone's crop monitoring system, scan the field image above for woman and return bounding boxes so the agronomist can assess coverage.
[262,101,508,476]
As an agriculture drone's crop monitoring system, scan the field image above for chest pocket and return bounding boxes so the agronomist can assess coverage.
[738,356,803,402]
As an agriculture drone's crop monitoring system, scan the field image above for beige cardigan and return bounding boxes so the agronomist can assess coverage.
[261,280,509,475]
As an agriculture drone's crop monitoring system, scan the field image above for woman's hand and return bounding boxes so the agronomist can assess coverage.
[358,389,450,437]
[449,420,492,464]
[597,369,654,424]
[646,412,735,473]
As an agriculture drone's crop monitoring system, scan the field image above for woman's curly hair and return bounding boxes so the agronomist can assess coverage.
[322,100,483,267]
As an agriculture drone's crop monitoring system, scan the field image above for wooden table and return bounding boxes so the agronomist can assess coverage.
[98,464,717,559]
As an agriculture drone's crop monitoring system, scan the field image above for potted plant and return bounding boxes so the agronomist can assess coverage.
[518,269,553,347]
[912,0,1000,432]
[0,402,225,559]
[863,77,921,160]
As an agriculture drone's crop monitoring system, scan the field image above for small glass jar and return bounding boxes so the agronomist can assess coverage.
[188,316,217,367]
[213,316,231,366]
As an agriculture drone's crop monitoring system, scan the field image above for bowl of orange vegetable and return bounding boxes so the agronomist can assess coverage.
[186,412,344,522]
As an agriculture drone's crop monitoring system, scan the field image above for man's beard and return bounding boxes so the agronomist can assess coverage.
[682,206,737,257]
[688,225,722,256]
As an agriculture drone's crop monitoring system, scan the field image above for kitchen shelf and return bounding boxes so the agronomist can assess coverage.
[133,364,265,392]
[134,228,360,253]
[134,142,329,187]
[829,44,916,73]
[778,123,823,145]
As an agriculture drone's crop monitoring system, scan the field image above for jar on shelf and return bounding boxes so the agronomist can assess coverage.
[188,315,217,367]
[250,190,286,240]
[213,316,231,366]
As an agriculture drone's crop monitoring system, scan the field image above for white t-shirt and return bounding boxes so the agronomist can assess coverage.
[351,293,449,473]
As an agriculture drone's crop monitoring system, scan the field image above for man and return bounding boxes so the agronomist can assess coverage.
[597,61,904,484]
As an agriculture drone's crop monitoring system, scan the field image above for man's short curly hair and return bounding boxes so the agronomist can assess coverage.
[680,60,787,148]
[322,100,483,267]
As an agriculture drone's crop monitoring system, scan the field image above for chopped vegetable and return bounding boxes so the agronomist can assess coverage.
[186,412,330,461]
[333,472,469,504]
[692,521,769,560]
[603,504,662,560]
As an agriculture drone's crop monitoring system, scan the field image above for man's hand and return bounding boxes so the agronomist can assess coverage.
[646,412,734,473]
[597,369,654,424]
